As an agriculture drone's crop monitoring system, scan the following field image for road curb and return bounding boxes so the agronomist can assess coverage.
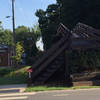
[0,84,27,93]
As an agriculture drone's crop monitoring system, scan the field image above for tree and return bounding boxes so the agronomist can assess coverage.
[59,0,80,29]
[0,28,13,46]
[59,0,100,29]
[31,24,41,42]
[0,21,3,31]
[36,0,100,49]
[3,29,13,46]
[36,4,60,50]
[15,26,30,43]
[15,42,24,64]
[0,21,13,46]
[15,25,41,65]
[0,20,41,65]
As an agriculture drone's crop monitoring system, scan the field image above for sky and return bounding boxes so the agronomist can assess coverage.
[0,0,56,30]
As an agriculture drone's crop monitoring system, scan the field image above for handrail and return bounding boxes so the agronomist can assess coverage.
[32,31,70,70]
[32,36,71,79]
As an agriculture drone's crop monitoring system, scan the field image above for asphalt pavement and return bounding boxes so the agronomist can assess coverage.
[27,89,100,100]
[0,87,100,100]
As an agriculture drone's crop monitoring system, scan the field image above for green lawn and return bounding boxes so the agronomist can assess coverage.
[25,86,100,92]
[1,67,100,92]
[0,66,30,85]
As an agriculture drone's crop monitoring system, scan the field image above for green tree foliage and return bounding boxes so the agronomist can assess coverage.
[69,50,100,73]
[36,4,60,50]
[15,26,30,43]
[0,21,41,65]
[36,0,100,50]
[0,21,13,46]
[15,42,24,63]
[0,21,3,31]
[60,0,81,29]
[15,25,41,44]
[32,24,41,42]
[2,29,13,46]
[15,25,41,65]
[60,0,100,29]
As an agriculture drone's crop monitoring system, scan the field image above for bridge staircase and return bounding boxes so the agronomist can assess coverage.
[31,24,72,86]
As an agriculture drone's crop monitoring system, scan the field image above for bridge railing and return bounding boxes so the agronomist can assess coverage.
[31,24,71,77]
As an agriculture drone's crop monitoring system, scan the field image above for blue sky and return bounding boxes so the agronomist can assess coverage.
[0,0,56,30]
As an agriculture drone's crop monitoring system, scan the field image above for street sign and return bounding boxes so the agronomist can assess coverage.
[27,68,33,73]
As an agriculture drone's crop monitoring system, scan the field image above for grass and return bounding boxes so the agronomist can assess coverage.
[25,86,100,92]
[1,67,100,91]
[0,66,30,85]
[25,86,71,92]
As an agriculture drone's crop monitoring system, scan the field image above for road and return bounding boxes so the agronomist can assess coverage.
[0,89,100,100]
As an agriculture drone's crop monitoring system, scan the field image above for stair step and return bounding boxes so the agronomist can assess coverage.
[58,57,64,60]
[54,58,64,64]
[36,77,46,81]
[48,65,57,69]
[42,73,49,77]
[34,62,63,84]
[55,60,59,64]
[34,82,44,86]
[51,65,57,68]
[36,68,58,82]
[46,69,56,73]
[33,53,65,85]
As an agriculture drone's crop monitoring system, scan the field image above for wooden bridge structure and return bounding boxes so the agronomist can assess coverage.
[31,23,100,86]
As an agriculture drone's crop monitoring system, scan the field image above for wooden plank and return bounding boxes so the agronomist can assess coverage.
[32,33,69,69]
[32,37,70,80]
[32,27,70,70]
[72,23,100,40]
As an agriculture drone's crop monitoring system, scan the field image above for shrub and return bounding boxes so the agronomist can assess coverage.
[0,67,15,76]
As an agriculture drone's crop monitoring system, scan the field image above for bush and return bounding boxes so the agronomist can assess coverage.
[0,66,30,85]
[0,67,15,76]
[68,49,100,74]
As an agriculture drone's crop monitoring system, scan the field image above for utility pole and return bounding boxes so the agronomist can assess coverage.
[12,0,16,66]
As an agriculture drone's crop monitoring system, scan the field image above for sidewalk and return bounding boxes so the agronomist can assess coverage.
[0,84,27,93]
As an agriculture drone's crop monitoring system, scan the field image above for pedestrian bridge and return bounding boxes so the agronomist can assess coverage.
[30,23,100,86]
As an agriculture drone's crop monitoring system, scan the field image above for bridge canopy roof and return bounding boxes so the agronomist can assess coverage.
[70,23,100,49]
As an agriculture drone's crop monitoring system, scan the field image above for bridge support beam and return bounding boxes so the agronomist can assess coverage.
[65,50,73,87]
